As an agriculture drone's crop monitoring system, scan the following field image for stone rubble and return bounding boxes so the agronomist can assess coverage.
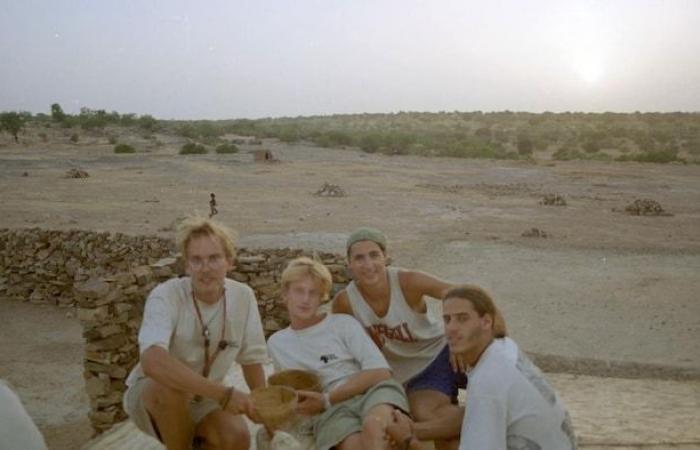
[624,198,670,216]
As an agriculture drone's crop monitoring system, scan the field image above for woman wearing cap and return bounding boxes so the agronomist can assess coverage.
[333,227,497,449]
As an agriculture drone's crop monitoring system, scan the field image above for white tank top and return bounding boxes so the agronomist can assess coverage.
[346,267,446,383]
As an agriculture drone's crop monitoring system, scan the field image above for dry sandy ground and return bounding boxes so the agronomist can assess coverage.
[1,135,699,448]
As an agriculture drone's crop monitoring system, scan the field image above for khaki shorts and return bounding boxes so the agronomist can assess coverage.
[123,377,220,440]
[313,379,409,450]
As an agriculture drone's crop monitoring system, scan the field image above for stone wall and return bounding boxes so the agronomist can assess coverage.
[2,228,348,433]
[0,228,172,306]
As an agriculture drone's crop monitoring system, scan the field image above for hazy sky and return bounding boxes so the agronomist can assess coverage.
[2,0,699,119]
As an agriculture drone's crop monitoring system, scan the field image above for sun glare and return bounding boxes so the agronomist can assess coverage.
[574,55,604,84]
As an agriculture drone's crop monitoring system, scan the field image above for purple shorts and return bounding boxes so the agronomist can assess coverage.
[404,344,467,403]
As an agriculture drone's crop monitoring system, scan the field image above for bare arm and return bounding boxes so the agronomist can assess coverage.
[331,290,354,315]
[241,363,266,391]
[399,270,454,310]
[296,368,391,415]
[328,368,391,405]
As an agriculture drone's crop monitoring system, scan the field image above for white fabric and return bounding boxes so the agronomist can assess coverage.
[267,314,389,391]
[126,277,268,386]
[0,380,47,450]
[345,267,446,383]
[460,338,577,450]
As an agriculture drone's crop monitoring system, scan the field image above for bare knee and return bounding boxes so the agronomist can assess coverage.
[198,413,250,450]
[361,404,393,438]
[142,380,189,413]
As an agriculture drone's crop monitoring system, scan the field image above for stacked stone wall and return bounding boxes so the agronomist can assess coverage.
[1,228,348,433]
[0,228,172,306]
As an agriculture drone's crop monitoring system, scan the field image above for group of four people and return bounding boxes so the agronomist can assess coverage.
[123,217,576,450]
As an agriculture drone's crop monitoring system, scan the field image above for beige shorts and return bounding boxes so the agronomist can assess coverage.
[313,379,409,450]
[123,377,220,440]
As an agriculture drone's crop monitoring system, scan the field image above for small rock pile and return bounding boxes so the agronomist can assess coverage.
[521,228,549,238]
[314,182,346,197]
[624,199,670,216]
[64,168,90,178]
[540,194,567,206]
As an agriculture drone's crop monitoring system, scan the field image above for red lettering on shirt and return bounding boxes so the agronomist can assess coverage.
[365,322,417,348]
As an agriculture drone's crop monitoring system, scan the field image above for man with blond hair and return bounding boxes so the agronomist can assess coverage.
[267,257,410,450]
[123,216,268,450]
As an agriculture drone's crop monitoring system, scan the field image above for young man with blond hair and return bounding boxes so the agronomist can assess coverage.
[267,257,410,450]
[388,285,576,450]
[333,227,466,449]
[123,216,268,450]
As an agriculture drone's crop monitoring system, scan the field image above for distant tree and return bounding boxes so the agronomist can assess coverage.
[51,103,66,122]
[517,136,534,156]
[0,111,26,142]
[137,114,158,131]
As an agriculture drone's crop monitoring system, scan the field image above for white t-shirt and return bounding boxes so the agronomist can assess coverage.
[267,314,390,391]
[460,338,577,450]
[126,277,269,386]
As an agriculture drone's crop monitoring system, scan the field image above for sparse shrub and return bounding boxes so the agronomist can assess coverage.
[216,143,239,154]
[616,149,682,164]
[114,143,135,153]
[70,132,79,143]
[517,136,534,156]
[200,135,222,146]
[582,140,600,153]
[180,142,207,155]
[475,127,491,139]
[552,147,585,161]
[107,135,117,144]
[0,111,26,142]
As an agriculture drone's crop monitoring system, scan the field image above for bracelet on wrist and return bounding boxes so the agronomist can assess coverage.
[219,386,234,409]
[322,392,332,410]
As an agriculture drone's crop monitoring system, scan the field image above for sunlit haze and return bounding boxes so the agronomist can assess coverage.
[1,0,699,119]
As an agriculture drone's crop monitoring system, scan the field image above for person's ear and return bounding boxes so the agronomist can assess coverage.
[481,314,493,331]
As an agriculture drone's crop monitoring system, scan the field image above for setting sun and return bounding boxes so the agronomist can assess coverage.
[573,53,605,84]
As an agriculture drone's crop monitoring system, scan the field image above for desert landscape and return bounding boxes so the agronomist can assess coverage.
[1,124,699,449]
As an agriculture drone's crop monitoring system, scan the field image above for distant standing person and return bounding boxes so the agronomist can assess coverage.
[123,217,268,450]
[332,227,467,449]
[209,193,218,218]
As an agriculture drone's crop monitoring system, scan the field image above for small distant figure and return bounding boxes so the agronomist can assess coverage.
[209,193,218,218]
